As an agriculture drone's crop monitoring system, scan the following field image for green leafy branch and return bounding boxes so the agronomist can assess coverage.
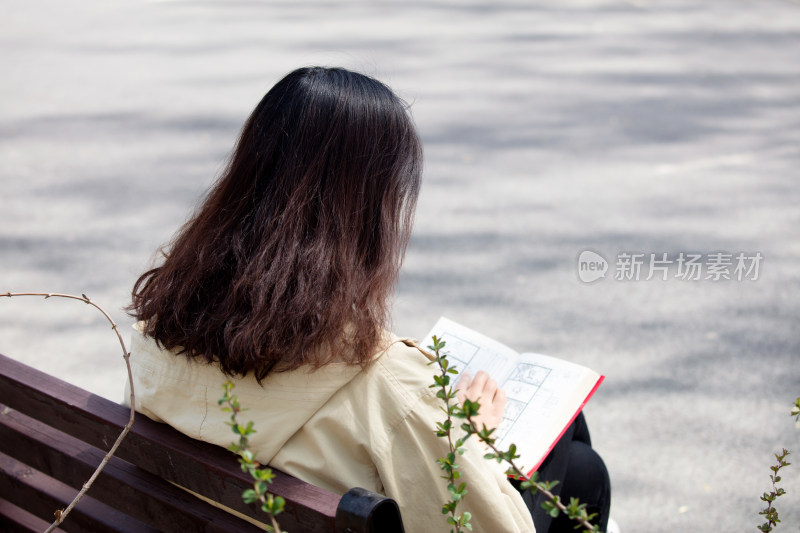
[757,448,791,532]
[219,381,286,533]
[474,422,598,532]
[429,337,599,533]
[755,396,798,532]
[428,335,473,532]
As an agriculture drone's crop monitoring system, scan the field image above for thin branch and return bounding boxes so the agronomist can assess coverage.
[219,381,284,532]
[431,340,470,532]
[470,418,598,533]
[2,292,135,533]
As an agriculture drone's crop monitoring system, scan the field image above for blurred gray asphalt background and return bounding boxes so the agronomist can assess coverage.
[2,1,799,531]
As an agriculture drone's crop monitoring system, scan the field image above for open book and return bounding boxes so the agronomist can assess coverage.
[422,317,604,477]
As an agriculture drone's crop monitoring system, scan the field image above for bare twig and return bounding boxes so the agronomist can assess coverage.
[1,292,135,533]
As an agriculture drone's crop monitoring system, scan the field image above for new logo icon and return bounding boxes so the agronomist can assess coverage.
[577,250,608,283]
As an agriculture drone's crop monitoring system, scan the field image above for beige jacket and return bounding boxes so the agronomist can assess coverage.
[125,325,535,532]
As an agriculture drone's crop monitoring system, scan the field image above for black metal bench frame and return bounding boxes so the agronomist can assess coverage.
[0,352,404,533]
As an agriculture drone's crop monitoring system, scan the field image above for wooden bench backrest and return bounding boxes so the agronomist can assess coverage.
[0,353,404,533]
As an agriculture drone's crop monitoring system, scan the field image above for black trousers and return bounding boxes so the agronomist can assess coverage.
[511,412,611,533]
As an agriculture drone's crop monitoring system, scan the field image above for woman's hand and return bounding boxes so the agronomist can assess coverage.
[454,371,506,431]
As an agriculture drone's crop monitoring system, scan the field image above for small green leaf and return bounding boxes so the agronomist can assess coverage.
[242,489,258,504]
[271,496,285,514]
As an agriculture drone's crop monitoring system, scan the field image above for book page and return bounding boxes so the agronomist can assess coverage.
[422,317,603,475]
[498,352,601,473]
[423,317,519,382]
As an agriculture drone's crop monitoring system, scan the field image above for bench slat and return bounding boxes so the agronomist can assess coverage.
[0,497,66,533]
[0,353,405,532]
[0,405,266,533]
[0,451,157,533]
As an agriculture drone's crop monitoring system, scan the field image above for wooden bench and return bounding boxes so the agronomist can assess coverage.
[0,352,405,533]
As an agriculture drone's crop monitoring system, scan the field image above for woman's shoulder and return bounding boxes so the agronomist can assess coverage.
[380,334,436,366]
[340,334,440,417]
[371,334,436,382]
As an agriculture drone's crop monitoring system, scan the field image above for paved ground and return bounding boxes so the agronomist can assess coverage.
[2,1,799,531]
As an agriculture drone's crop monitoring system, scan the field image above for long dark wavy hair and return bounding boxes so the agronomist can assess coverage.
[129,67,423,381]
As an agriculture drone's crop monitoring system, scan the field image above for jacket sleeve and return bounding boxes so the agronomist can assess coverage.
[374,387,536,533]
